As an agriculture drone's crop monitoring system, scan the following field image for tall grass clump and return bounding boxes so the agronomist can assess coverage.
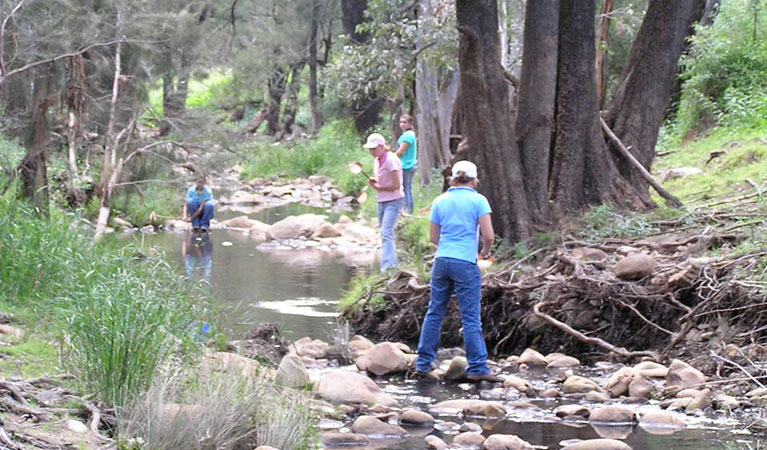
[0,197,199,407]
[120,369,313,449]
[241,119,368,195]
[676,0,767,137]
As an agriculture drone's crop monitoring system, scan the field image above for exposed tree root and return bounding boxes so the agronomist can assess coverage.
[345,199,767,372]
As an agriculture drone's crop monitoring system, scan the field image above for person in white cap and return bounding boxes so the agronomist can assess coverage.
[414,160,497,382]
[363,133,404,272]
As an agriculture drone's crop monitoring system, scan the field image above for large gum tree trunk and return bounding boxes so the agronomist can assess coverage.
[308,0,322,132]
[19,69,53,216]
[514,0,558,229]
[549,0,642,215]
[281,61,305,136]
[456,0,532,241]
[266,66,287,136]
[604,0,706,202]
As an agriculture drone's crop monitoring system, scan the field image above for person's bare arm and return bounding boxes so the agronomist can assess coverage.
[396,141,409,158]
[430,222,441,246]
[478,214,494,258]
[371,168,402,192]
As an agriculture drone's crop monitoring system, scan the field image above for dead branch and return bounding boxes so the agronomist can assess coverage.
[0,397,50,421]
[534,301,660,360]
[710,350,767,390]
[600,118,683,208]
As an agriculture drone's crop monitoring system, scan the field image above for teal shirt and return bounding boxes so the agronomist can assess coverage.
[397,130,417,170]
[186,186,213,204]
[430,187,492,263]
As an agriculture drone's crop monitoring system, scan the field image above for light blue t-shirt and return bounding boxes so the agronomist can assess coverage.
[186,185,213,204]
[397,130,417,170]
[430,187,492,263]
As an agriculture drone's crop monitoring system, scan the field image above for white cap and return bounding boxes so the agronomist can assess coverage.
[451,160,478,179]
[363,133,386,149]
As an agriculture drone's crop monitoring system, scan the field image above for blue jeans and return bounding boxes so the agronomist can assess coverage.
[416,257,490,376]
[187,200,215,229]
[402,167,416,213]
[377,198,402,272]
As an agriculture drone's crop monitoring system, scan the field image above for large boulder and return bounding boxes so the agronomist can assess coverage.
[355,342,409,376]
[589,406,635,424]
[290,337,330,359]
[563,375,604,394]
[269,214,328,239]
[315,372,398,407]
[482,434,534,450]
[276,354,310,388]
[665,359,705,390]
[562,439,633,450]
[351,415,408,438]
[612,254,655,280]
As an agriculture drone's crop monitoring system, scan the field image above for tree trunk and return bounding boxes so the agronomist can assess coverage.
[266,66,287,136]
[456,0,532,241]
[549,0,640,215]
[309,0,322,132]
[595,0,614,109]
[18,68,53,216]
[341,0,383,132]
[604,0,706,202]
[514,0,558,229]
[415,65,459,186]
[282,61,305,136]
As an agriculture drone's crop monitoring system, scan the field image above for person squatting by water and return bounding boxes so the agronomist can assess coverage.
[363,133,404,273]
[395,114,417,215]
[183,176,215,232]
[415,160,497,381]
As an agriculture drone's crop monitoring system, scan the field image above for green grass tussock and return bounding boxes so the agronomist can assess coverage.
[0,197,199,407]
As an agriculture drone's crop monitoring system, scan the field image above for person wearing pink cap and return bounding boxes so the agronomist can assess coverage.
[363,133,404,272]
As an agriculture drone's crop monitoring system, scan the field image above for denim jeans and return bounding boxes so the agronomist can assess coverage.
[402,167,416,213]
[416,257,490,376]
[187,200,215,229]
[377,198,402,272]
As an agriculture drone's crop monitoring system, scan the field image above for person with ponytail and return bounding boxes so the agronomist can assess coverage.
[415,160,497,382]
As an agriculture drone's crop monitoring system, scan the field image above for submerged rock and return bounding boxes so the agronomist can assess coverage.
[351,415,408,438]
[321,432,370,446]
[429,399,504,416]
[562,439,633,449]
[481,434,533,450]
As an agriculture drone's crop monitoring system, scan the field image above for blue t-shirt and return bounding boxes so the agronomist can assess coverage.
[186,185,213,204]
[397,130,417,170]
[430,187,492,263]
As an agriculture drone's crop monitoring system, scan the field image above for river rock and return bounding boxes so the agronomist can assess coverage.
[276,354,310,388]
[462,401,507,418]
[166,219,191,230]
[564,375,604,394]
[349,335,375,354]
[352,415,408,438]
[518,348,547,366]
[541,388,559,398]
[291,337,330,359]
[605,367,637,397]
[113,217,132,229]
[589,406,635,424]
[586,391,612,402]
[0,325,23,340]
[747,387,767,398]
[445,357,469,381]
[714,393,740,410]
[547,355,581,368]
[342,223,377,242]
[628,375,654,399]
[67,419,88,434]
[429,399,503,416]
[222,215,256,229]
[315,372,398,407]
[554,404,590,418]
[425,435,450,449]
[269,214,328,239]
[250,220,271,234]
[502,375,533,395]
[400,410,435,427]
[482,434,534,450]
[227,191,262,204]
[638,410,686,429]
[202,352,260,377]
[321,432,370,446]
[355,342,409,376]
[562,439,633,450]
[612,254,655,280]
[633,361,668,378]
[461,423,483,432]
[686,388,711,411]
[453,431,485,447]
[312,222,342,238]
[665,359,705,390]
[663,397,693,410]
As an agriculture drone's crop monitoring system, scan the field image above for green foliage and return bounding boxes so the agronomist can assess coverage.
[0,133,24,185]
[577,204,659,240]
[0,338,60,379]
[340,271,386,311]
[0,198,200,407]
[241,120,368,195]
[676,0,767,136]
[397,217,433,278]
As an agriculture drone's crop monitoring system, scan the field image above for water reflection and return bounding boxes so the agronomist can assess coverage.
[182,231,214,280]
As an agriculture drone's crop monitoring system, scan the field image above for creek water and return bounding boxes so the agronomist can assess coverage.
[116,203,761,449]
